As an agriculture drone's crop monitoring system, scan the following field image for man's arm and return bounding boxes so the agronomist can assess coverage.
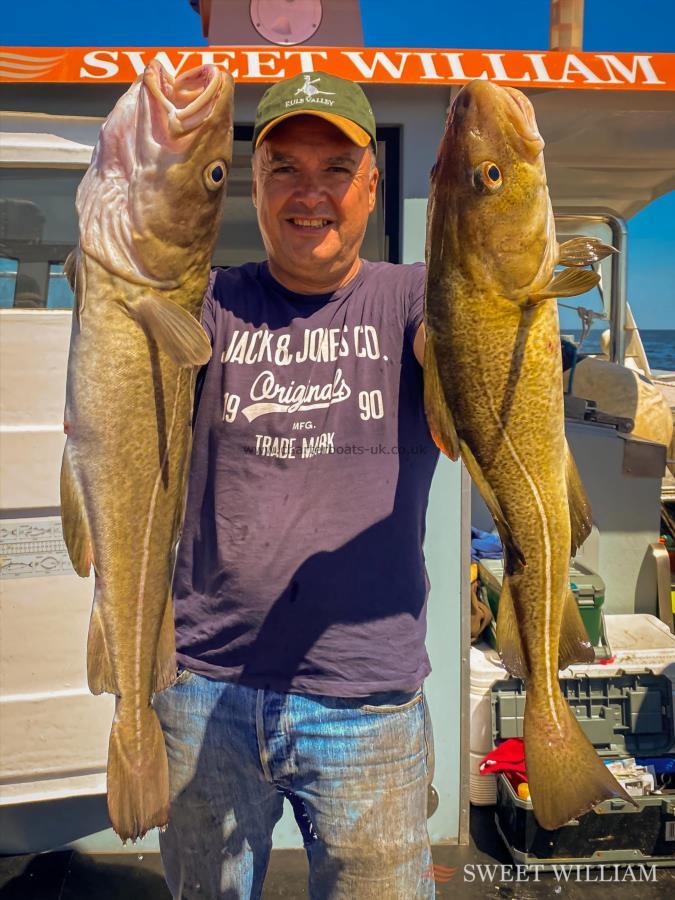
[413,321,426,367]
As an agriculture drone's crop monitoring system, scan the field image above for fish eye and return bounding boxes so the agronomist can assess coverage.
[204,159,227,191]
[473,161,503,193]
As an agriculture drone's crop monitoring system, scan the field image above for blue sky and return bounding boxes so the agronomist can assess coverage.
[3,0,674,328]
[4,0,675,52]
[624,193,674,330]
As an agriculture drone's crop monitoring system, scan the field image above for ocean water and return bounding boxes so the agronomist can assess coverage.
[569,329,675,372]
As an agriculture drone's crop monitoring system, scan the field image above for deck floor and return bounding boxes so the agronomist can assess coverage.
[1,808,675,898]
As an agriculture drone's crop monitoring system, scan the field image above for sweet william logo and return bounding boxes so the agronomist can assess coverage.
[421,863,659,884]
[2,48,669,90]
[422,864,458,883]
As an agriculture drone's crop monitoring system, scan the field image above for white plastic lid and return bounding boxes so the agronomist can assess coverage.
[470,643,507,692]
[605,614,675,654]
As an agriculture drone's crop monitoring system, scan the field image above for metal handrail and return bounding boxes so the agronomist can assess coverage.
[554,209,628,365]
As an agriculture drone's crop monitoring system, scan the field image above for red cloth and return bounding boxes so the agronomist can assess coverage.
[479,738,527,776]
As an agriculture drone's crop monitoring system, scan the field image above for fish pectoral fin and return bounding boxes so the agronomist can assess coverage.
[559,589,595,670]
[154,597,177,693]
[495,576,530,678]
[64,248,78,291]
[529,268,600,302]
[558,237,617,268]
[423,332,460,460]
[566,441,593,555]
[126,293,212,368]
[60,443,94,577]
[64,247,86,324]
[87,601,119,695]
[458,438,526,575]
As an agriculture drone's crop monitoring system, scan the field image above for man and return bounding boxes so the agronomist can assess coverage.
[154,70,439,900]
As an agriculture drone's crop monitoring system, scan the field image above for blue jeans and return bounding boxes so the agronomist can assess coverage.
[153,670,435,899]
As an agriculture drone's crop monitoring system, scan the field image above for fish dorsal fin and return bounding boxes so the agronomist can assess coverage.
[559,589,595,670]
[558,237,617,268]
[529,267,600,302]
[60,443,94,577]
[566,441,593,556]
[496,576,530,678]
[125,293,212,368]
[458,438,526,576]
[423,332,460,460]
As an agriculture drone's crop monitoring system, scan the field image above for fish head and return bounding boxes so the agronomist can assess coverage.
[78,61,234,289]
[430,79,557,300]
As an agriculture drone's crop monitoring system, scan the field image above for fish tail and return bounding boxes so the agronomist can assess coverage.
[524,687,636,831]
[107,700,169,841]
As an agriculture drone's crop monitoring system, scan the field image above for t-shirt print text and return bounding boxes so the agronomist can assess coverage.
[220,324,388,438]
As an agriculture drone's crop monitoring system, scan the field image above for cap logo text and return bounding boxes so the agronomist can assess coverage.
[284,97,336,108]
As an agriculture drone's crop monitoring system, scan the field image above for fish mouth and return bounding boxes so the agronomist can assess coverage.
[501,86,545,158]
[143,61,222,134]
[450,81,545,162]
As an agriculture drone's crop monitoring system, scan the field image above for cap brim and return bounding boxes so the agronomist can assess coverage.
[255,111,372,149]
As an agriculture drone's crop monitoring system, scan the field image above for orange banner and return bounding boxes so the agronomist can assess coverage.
[1,46,674,90]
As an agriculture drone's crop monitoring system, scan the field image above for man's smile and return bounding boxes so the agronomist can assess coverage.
[285,216,335,235]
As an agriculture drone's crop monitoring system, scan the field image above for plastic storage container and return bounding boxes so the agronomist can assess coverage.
[493,672,675,868]
[478,558,606,648]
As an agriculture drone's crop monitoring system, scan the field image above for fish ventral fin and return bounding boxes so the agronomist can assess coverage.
[126,293,212,368]
[423,333,459,460]
[559,589,595,670]
[525,689,637,830]
[60,444,94,577]
[496,576,530,678]
[558,237,617,268]
[529,267,600,302]
[566,441,593,555]
[458,438,526,576]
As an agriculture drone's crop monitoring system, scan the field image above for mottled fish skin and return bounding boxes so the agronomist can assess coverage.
[60,61,234,841]
[424,79,632,830]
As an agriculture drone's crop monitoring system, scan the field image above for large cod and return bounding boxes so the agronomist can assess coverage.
[61,61,233,840]
[424,80,634,829]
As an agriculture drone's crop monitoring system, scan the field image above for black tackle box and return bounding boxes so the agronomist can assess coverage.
[492,672,675,868]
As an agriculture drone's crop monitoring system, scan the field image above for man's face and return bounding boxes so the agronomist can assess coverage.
[252,115,378,291]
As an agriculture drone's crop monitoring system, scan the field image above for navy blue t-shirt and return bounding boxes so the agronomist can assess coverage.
[173,259,439,696]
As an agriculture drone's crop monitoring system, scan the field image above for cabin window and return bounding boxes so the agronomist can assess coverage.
[0,258,19,308]
[0,168,80,310]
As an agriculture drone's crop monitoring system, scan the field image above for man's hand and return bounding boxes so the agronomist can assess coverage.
[413,322,426,367]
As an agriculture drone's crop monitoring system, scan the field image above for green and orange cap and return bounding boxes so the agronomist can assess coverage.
[253,71,377,151]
